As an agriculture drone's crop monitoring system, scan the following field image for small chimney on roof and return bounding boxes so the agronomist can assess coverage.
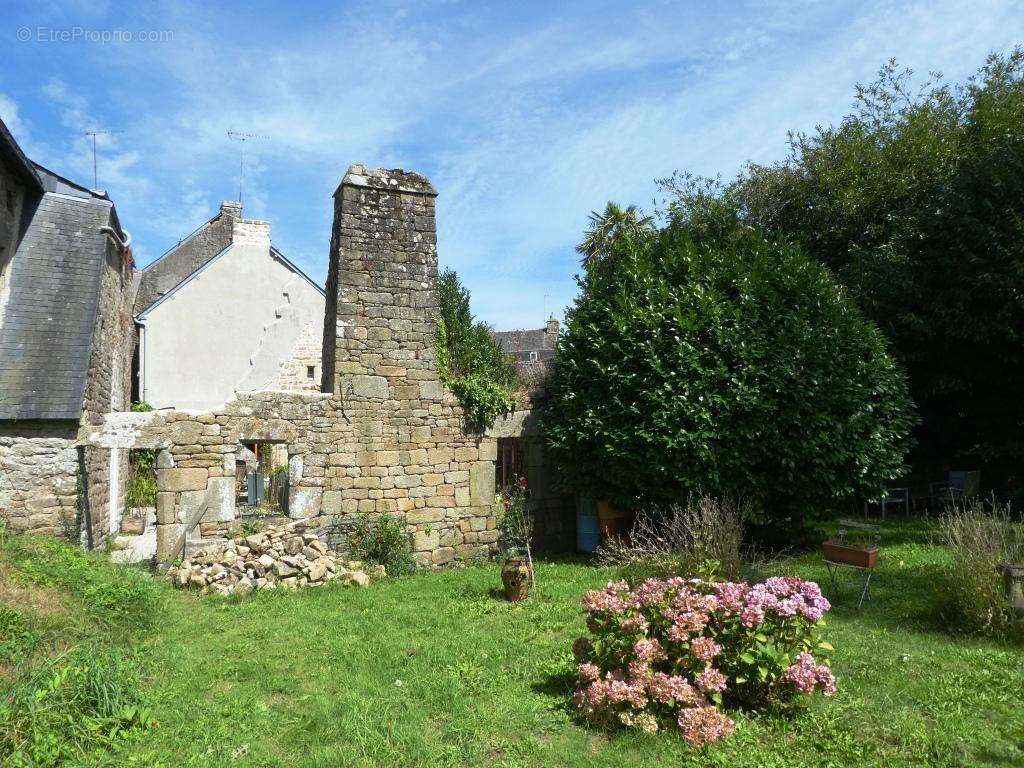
[220,200,243,218]
[546,314,559,337]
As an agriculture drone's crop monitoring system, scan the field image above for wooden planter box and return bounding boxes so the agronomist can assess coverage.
[822,540,878,569]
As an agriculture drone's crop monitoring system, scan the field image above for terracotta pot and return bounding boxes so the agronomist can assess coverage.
[822,540,878,569]
[501,558,532,601]
[596,500,635,544]
[998,563,1024,620]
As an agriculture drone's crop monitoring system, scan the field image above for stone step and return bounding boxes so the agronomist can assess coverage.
[183,537,224,557]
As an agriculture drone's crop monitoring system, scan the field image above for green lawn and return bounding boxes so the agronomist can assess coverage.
[5,523,1024,767]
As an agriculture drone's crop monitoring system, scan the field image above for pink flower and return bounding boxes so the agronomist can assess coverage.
[696,668,727,694]
[620,615,650,634]
[577,662,600,683]
[713,581,749,613]
[739,604,764,628]
[677,706,734,746]
[690,636,722,662]
[784,651,836,696]
[647,673,701,706]
[633,638,665,664]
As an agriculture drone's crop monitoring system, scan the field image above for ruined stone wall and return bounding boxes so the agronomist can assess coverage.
[0,420,79,536]
[78,236,135,543]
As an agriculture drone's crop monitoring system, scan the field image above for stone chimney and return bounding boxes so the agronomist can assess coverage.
[322,164,439,397]
[231,218,271,247]
[220,200,243,218]
[545,315,559,348]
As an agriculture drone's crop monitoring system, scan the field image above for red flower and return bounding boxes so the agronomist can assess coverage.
[518,476,528,490]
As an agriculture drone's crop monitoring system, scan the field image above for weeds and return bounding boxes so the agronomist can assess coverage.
[0,644,154,766]
[346,514,415,577]
[936,498,1023,636]
[0,531,162,632]
[598,495,748,583]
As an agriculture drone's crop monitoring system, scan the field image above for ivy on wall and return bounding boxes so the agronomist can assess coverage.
[434,268,519,430]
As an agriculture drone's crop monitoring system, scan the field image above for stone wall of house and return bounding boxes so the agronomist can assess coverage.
[0,156,29,302]
[77,235,136,544]
[272,320,323,392]
[0,420,80,536]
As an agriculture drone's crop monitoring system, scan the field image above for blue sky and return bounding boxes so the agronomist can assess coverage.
[2,1,1022,330]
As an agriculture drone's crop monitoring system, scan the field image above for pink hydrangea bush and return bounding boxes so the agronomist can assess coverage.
[572,575,835,744]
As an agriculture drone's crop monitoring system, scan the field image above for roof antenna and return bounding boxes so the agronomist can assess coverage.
[227,130,270,206]
[83,128,123,189]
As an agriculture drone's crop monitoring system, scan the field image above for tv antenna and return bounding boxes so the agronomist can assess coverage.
[227,130,270,205]
[83,128,123,189]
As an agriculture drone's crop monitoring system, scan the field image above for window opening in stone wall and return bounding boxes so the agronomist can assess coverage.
[495,437,524,491]
[236,441,289,515]
[306,365,316,379]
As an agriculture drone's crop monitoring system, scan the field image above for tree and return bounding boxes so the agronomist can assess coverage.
[434,268,519,429]
[544,227,915,525]
[662,50,1024,479]
[576,202,655,270]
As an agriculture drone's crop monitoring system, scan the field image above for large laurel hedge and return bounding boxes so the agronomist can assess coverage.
[543,229,915,523]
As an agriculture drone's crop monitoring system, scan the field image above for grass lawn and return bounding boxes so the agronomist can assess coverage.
[4,521,1024,767]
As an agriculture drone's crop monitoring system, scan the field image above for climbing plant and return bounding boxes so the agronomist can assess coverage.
[434,268,519,430]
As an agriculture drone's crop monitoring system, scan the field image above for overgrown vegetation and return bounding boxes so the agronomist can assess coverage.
[661,49,1024,489]
[0,529,162,765]
[434,268,520,429]
[1,644,154,766]
[123,449,158,513]
[598,495,747,585]
[347,514,415,577]
[545,227,914,525]
[936,499,1023,637]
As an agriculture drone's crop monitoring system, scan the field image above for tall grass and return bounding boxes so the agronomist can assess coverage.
[937,499,1023,636]
[0,644,152,766]
[0,529,162,632]
[598,495,748,583]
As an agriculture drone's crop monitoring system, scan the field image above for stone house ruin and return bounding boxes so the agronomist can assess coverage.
[134,202,325,410]
[0,104,574,564]
[83,164,574,565]
[0,117,135,545]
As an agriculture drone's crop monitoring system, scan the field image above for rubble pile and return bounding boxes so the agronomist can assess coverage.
[167,524,383,595]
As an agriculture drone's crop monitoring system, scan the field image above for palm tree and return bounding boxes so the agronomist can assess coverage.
[575,202,654,270]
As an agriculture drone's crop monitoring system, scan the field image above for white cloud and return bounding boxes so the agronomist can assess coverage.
[5,0,1022,328]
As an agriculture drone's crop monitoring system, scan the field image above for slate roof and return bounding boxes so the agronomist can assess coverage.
[491,327,557,362]
[134,204,324,316]
[0,192,115,420]
[0,118,42,192]
[491,324,559,393]
[133,203,239,314]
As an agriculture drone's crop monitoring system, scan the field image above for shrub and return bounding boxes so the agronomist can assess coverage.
[598,495,747,584]
[496,477,533,559]
[348,515,415,577]
[663,51,1024,473]
[435,268,519,430]
[937,499,1023,636]
[0,644,153,766]
[572,575,835,744]
[544,228,915,525]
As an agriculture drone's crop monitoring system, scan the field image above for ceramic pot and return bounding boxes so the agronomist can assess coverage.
[502,558,531,601]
